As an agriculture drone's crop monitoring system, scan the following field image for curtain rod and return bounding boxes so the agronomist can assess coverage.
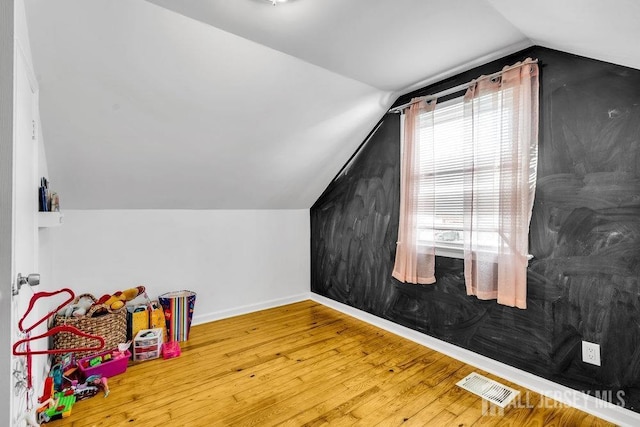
[388,58,538,114]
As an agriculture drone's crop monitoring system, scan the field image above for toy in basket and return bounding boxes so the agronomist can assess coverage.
[52,293,127,360]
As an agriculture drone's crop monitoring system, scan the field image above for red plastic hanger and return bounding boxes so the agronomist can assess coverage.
[12,325,105,356]
[18,288,75,333]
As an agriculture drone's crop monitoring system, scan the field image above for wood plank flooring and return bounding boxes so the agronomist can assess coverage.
[47,300,614,426]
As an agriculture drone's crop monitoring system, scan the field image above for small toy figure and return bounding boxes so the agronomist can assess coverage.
[101,377,109,397]
[85,375,109,397]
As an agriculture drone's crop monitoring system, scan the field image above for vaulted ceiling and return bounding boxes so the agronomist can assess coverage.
[24,0,640,209]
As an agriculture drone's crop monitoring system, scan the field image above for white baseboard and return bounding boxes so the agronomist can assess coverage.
[310,292,640,427]
[191,293,310,326]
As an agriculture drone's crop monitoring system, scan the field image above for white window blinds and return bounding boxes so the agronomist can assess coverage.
[413,90,515,256]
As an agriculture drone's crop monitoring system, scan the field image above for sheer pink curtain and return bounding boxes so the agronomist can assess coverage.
[462,59,539,309]
[392,98,437,285]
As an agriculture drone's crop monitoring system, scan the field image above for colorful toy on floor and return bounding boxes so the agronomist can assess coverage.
[71,380,100,401]
[48,353,79,392]
[84,375,110,397]
[37,391,76,424]
[36,380,76,424]
[38,377,55,408]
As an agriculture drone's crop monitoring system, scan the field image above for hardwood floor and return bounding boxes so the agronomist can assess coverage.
[48,300,614,426]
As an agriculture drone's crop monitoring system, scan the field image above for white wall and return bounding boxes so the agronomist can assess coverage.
[50,210,310,325]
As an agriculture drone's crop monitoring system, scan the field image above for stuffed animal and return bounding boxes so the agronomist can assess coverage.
[98,286,146,311]
[59,295,94,318]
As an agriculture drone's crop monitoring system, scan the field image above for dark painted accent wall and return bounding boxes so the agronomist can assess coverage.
[311,46,640,412]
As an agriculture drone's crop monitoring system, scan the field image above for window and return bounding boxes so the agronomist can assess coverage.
[406,92,513,258]
[392,58,538,308]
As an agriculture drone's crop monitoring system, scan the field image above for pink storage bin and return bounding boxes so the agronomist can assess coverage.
[162,341,181,359]
[78,349,131,379]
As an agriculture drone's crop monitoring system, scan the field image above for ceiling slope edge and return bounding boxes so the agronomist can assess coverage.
[394,38,534,101]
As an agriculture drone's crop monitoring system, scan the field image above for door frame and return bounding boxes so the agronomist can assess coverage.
[11,35,41,426]
[0,0,15,425]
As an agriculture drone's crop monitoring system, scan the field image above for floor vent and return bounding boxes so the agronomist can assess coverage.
[456,373,519,408]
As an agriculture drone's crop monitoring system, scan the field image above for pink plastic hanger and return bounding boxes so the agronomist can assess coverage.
[18,288,75,333]
[12,325,105,356]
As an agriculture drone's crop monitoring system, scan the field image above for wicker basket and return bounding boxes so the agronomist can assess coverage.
[52,293,127,360]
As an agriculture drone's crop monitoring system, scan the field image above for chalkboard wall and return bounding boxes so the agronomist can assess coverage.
[311,46,640,412]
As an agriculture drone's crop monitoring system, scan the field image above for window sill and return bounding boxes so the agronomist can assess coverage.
[417,243,464,260]
[419,243,530,262]
[430,246,534,263]
[435,246,464,259]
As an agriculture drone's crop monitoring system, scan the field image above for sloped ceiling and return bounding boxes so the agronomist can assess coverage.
[486,0,640,71]
[23,0,640,209]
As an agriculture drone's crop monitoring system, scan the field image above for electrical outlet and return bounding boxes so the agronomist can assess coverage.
[582,341,601,366]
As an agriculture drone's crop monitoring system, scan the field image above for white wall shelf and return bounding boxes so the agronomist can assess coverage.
[38,211,63,228]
